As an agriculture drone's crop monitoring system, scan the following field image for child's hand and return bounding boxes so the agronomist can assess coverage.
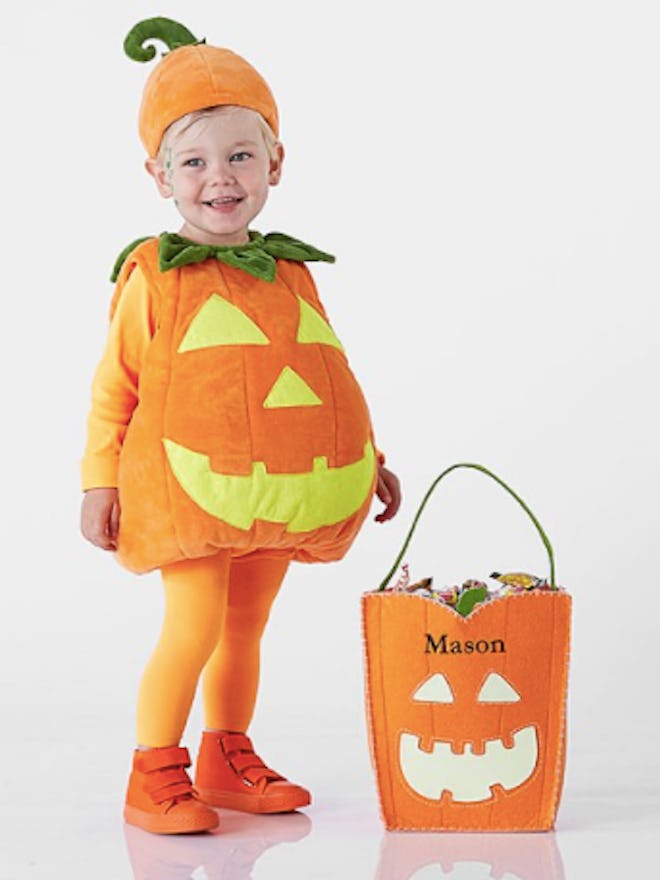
[374,466,401,523]
[80,488,121,551]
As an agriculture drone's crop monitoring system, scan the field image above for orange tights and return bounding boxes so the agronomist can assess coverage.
[136,552,289,748]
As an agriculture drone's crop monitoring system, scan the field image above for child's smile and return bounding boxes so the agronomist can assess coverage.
[203,196,244,212]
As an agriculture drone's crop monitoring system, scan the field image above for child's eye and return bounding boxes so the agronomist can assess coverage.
[230,151,252,163]
[183,158,204,167]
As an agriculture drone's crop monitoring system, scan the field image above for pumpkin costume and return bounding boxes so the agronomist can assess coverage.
[91,235,378,574]
[81,17,385,834]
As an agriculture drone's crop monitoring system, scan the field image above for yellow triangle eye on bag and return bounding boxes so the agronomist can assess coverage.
[362,464,571,832]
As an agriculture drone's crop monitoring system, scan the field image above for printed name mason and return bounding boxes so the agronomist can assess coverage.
[424,633,506,654]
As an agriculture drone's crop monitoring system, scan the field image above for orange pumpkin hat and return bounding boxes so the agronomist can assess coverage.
[124,17,279,157]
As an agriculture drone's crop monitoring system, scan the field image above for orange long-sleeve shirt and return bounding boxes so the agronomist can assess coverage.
[81,266,155,490]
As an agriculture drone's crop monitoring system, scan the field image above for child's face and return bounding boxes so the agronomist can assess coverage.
[147,107,283,246]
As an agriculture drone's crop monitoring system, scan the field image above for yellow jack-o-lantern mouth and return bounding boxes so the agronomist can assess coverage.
[163,438,376,531]
[399,726,539,803]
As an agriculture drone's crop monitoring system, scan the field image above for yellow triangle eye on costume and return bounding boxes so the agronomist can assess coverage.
[296,297,344,351]
[178,294,269,352]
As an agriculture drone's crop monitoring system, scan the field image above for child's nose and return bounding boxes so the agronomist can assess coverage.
[209,162,237,184]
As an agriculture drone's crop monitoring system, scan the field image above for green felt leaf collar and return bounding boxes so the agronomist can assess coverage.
[110,231,335,283]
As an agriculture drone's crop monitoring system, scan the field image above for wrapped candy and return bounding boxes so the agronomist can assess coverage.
[388,567,554,616]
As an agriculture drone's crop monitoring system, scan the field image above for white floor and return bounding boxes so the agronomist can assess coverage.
[3,730,658,880]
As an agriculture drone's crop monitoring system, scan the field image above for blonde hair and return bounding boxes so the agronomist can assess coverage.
[157,105,280,165]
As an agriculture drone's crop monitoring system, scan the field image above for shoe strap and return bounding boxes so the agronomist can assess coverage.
[144,766,192,795]
[218,733,285,786]
[152,780,196,806]
[219,733,253,754]
[137,746,191,774]
[231,751,283,782]
[137,747,197,806]
[144,766,199,807]
[242,766,283,786]
[218,733,284,787]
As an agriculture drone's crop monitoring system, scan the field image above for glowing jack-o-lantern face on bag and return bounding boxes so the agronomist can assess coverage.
[116,255,376,573]
[400,670,538,803]
[362,590,571,831]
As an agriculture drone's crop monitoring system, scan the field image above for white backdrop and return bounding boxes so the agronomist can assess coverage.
[1,0,658,856]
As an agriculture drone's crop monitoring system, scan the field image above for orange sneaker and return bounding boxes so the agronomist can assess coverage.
[124,746,220,834]
[195,731,311,814]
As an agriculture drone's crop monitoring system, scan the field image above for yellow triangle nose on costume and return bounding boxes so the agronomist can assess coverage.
[263,366,322,408]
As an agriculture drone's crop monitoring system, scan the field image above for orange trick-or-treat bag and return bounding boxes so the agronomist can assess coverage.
[362,464,571,831]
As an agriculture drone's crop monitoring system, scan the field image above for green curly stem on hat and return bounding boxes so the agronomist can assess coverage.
[124,17,200,62]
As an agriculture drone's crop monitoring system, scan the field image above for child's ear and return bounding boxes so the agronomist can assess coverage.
[268,143,285,186]
[145,157,173,199]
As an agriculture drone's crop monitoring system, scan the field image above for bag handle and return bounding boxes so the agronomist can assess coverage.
[378,463,556,591]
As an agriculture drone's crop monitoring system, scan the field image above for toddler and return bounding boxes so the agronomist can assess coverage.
[81,17,400,835]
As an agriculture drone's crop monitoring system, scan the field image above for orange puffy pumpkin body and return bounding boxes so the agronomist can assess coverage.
[114,239,377,573]
[363,590,571,831]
